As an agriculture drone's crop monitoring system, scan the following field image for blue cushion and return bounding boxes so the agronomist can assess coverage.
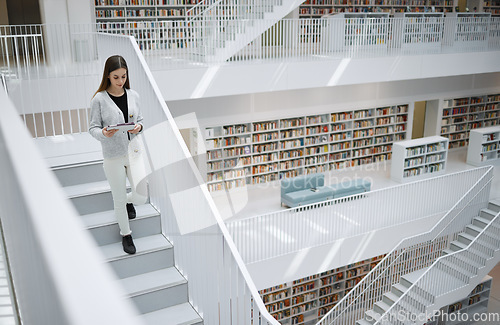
[280,174,325,196]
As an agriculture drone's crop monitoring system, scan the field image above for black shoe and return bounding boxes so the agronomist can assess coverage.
[126,203,136,220]
[122,235,136,255]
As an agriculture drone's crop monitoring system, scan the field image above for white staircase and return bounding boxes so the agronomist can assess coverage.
[188,0,305,62]
[53,160,203,325]
[356,200,500,325]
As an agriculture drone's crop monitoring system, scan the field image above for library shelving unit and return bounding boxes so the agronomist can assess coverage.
[466,126,500,166]
[204,104,410,192]
[391,136,449,182]
[94,0,200,22]
[259,255,386,325]
[424,276,492,325]
[394,12,445,50]
[440,93,500,149]
[483,0,500,16]
[326,12,390,51]
[443,12,491,49]
[94,0,200,50]
[298,0,456,18]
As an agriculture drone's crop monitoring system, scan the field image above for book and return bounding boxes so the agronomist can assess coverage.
[107,122,135,132]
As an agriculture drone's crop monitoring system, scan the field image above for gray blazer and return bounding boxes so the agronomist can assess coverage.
[89,89,144,159]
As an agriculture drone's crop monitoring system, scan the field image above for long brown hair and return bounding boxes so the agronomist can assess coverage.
[93,55,130,98]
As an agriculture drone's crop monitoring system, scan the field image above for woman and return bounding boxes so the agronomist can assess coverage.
[89,55,147,254]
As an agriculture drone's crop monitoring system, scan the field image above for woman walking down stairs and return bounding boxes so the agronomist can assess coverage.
[53,160,203,325]
[356,200,500,325]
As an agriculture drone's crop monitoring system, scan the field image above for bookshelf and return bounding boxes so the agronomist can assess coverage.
[394,12,445,50]
[466,126,500,166]
[440,93,500,149]
[94,0,200,22]
[204,104,409,192]
[484,0,500,16]
[424,276,492,325]
[259,254,386,325]
[391,136,448,182]
[327,13,390,51]
[298,0,456,18]
[443,12,491,49]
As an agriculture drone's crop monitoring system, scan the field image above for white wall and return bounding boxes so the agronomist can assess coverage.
[39,0,93,24]
[154,51,500,102]
[248,212,443,290]
[165,72,500,130]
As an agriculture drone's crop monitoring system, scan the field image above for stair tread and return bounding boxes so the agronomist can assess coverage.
[384,291,400,303]
[357,319,373,325]
[121,267,186,297]
[141,302,201,325]
[481,208,498,218]
[451,240,468,249]
[459,232,477,241]
[100,234,172,261]
[401,267,429,285]
[82,204,159,228]
[64,180,110,198]
[466,224,484,233]
[474,216,492,225]
[65,180,132,198]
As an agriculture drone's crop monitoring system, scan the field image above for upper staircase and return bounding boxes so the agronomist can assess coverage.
[357,200,500,325]
[53,160,203,325]
[187,0,306,62]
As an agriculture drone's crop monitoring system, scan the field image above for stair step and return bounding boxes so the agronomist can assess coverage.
[458,232,477,245]
[373,300,391,315]
[121,267,188,314]
[401,267,428,287]
[488,200,500,212]
[83,204,161,246]
[382,292,400,305]
[82,204,159,228]
[450,240,468,251]
[465,224,484,237]
[391,283,407,296]
[364,310,380,324]
[52,160,105,187]
[100,234,175,278]
[356,319,373,325]
[141,302,202,325]
[64,180,112,198]
[480,208,498,220]
[472,216,491,228]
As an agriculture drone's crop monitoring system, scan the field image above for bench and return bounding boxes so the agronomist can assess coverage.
[281,173,371,208]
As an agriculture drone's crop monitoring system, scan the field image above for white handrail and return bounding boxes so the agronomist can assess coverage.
[316,165,493,325]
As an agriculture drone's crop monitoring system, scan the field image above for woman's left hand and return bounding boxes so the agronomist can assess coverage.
[128,124,142,134]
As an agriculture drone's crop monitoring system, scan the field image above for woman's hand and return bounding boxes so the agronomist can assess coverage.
[103,127,118,138]
[128,124,142,134]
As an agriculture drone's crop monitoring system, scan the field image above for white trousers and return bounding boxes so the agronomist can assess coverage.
[103,155,147,236]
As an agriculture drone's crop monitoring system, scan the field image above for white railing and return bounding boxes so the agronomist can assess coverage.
[186,0,280,21]
[0,76,141,324]
[375,208,500,325]
[95,32,279,324]
[226,166,492,264]
[0,24,99,138]
[316,165,493,325]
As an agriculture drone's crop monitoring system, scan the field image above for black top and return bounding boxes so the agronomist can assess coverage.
[107,91,128,123]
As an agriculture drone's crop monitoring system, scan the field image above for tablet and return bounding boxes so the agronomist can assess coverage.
[107,122,135,132]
